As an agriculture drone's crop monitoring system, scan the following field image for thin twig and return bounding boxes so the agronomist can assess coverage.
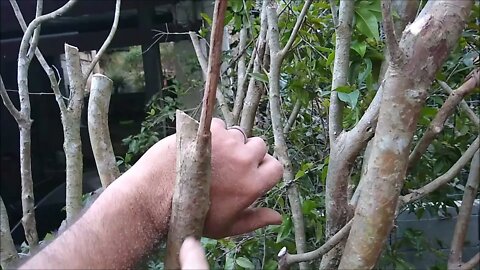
[283,100,301,133]
[438,79,479,128]
[448,150,479,269]
[381,0,402,64]
[26,0,43,61]
[409,72,479,169]
[460,252,480,270]
[402,137,479,205]
[0,76,22,122]
[279,0,313,60]
[84,0,121,79]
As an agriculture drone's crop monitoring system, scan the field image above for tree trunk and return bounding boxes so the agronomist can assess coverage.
[1,196,18,268]
[339,1,473,268]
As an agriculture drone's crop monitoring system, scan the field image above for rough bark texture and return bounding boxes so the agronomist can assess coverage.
[1,196,18,269]
[339,1,473,268]
[64,44,85,223]
[321,1,355,268]
[448,150,479,270]
[165,1,227,268]
[266,1,313,269]
[88,74,120,188]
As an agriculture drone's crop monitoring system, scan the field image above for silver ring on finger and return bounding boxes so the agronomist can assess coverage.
[227,126,248,144]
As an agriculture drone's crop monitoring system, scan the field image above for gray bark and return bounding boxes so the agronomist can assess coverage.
[88,74,120,188]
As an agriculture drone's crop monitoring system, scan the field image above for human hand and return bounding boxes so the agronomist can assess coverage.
[179,237,209,270]
[128,118,283,239]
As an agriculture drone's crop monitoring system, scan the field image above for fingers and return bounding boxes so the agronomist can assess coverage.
[180,237,209,270]
[228,208,282,236]
[245,137,268,164]
[211,118,227,131]
[253,154,283,196]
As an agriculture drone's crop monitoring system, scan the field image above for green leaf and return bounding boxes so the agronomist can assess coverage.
[355,7,380,40]
[334,85,354,93]
[351,40,367,57]
[357,58,372,84]
[236,257,255,269]
[231,0,243,13]
[200,12,212,25]
[264,259,278,270]
[249,72,269,83]
[338,90,360,108]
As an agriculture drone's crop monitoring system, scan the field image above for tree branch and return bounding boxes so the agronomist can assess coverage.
[267,1,307,268]
[279,219,353,268]
[328,0,354,143]
[9,0,69,114]
[329,0,339,26]
[402,137,479,205]
[438,79,479,128]
[84,0,121,80]
[240,0,269,135]
[165,1,227,268]
[88,74,120,188]
[0,75,22,123]
[283,100,301,133]
[0,196,19,269]
[381,0,402,64]
[189,31,233,125]
[232,27,248,124]
[460,252,480,270]
[26,0,43,62]
[408,71,479,169]
[279,0,313,60]
[448,150,479,269]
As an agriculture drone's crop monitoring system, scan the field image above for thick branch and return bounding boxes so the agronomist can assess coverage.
[0,196,18,269]
[84,0,121,79]
[64,44,85,222]
[278,219,353,268]
[328,0,354,143]
[165,1,227,268]
[438,79,479,128]
[460,253,480,270]
[267,1,307,268]
[381,0,402,64]
[279,0,313,60]
[409,72,479,169]
[448,150,479,269]
[88,74,120,188]
[0,75,22,122]
[402,137,479,207]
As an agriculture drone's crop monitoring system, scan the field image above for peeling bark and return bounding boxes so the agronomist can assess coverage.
[339,1,473,268]
[448,150,479,270]
[165,1,227,268]
[88,74,120,188]
[1,196,18,269]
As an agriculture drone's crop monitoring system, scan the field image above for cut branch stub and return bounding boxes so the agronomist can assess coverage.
[165,110,211,269]
[88,74,120,188]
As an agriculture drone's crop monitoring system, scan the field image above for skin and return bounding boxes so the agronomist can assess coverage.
[20,118,283,269]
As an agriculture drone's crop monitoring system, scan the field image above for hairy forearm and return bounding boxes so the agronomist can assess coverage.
[20,163,173,269]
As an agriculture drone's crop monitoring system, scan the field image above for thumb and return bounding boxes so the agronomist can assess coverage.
[228,208,282,236]
[179,237,209,270]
